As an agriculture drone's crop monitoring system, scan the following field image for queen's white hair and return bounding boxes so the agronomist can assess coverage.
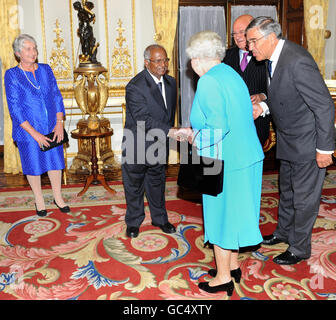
[12,34,37,58]
[186,31,225,60]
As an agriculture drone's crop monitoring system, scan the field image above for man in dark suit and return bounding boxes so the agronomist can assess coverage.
[122,44,178,238]
[224,14,270,146]
[246,17,335,265]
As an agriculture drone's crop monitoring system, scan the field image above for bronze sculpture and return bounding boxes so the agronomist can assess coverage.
[73,0,99,64]
[72,0,107,130]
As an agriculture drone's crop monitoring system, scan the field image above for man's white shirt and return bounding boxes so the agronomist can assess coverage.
[147,69,167,107]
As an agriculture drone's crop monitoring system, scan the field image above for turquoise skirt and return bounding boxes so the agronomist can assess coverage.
[202,161,263,250]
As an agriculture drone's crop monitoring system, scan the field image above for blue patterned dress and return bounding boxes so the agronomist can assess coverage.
[5,64,66,175]
[190,63,264,250]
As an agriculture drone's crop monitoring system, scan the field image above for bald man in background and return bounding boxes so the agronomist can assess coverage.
[223,14,270,146]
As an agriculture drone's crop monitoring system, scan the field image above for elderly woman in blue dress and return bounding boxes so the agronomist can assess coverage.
[5,34,70,216]
[179,31,264,296]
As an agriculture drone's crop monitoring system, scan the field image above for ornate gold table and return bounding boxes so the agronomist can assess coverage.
[71,129,116,197]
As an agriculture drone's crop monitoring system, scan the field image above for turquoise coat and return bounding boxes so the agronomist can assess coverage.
[190,63,264,171]
[189,63,264,249]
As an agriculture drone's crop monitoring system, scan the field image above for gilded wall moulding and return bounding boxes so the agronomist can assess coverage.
[59,87,125,99]
[111,19,132,78]
[49,19,71,79]
[59,87,75,99]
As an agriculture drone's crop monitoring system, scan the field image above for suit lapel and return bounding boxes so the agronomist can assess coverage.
[233,47,241,71]
[268,41,288,93]
[145,71,167,114]
[163,75,173,118]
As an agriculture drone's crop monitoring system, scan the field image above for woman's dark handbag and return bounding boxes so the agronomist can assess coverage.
[40,129,69,152]
[177,132,224,196]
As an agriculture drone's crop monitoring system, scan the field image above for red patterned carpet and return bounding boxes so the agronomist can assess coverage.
[0,171,336,301]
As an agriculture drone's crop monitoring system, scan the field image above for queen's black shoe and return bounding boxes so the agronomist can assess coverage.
[208,268,242,283]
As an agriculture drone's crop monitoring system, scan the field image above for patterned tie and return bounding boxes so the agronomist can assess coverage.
[240,52,249,72]
[267,60,273,79]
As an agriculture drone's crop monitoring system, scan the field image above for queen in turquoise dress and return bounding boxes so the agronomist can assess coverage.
[183,31,264,296]
[5,34,70,216]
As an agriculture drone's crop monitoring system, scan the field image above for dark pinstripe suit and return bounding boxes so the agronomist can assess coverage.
[223,47,270,146]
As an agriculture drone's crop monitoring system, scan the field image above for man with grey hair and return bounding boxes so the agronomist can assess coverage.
[246,16,335,265]
[121,44,178,238]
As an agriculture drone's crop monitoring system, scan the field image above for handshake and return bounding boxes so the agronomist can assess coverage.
[168,127,194,143]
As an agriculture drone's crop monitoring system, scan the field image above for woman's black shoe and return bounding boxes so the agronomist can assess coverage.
[53,200,70,213]
[208,268,242,283]
[198,280,234,296]
[35,204,47,217]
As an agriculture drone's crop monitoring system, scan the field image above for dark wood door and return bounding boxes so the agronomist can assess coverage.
[282,0,306,47]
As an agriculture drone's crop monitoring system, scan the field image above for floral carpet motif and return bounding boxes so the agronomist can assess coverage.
[0,171,336,300]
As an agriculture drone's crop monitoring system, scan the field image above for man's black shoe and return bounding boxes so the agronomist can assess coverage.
[126,226,139,238]
[273,250,307,265]
[262,234,285,245]
[152,222,176,234]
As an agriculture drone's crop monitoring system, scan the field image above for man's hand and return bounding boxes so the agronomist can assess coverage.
[252,103,263,120]
[168,127,193,142]
[167,127,179,139]
[251,93,266,104]
[176,127,194,143]
[316,152,333,168]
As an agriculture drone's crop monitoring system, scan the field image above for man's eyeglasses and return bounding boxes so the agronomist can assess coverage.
[247,33,270,47]
[231,30,245,37]
[148,58,170,64]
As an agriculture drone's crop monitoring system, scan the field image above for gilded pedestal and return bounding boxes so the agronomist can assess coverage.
[69,63,117,174]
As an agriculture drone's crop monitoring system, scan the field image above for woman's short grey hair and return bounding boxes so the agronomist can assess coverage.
[246,16,282,39]
[186,31,226,60]
[12,34,37,58]
[144,44,166,60]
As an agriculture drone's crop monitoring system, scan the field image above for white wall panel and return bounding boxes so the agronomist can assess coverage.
[14,0,156,166]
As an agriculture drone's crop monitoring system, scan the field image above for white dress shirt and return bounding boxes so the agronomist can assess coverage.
[147,69,167,107]
[259,39,285,114]
[239,49,252,65]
